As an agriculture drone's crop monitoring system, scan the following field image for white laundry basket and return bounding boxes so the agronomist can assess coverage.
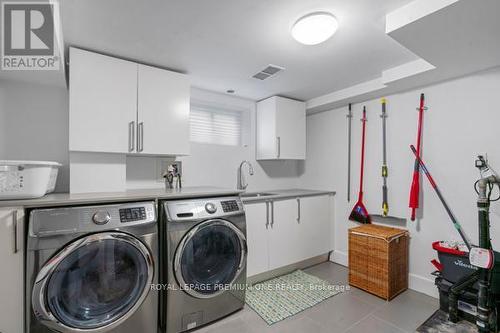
[0,161,62,199]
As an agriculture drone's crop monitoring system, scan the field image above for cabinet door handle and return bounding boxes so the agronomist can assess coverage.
[137,122,144,152]
[12,210,18,254]
[128,121,135,152]
[265,201,269,229]
[297,198,301,223]
[270,201,274,227]
[276,137,281,159]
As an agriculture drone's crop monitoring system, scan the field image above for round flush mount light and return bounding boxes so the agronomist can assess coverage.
[291,12,338,45]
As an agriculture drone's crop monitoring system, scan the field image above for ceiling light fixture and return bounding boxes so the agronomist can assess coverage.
[291,12,338,45]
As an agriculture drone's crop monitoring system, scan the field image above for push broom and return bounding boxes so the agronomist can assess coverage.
[349,107,371,224]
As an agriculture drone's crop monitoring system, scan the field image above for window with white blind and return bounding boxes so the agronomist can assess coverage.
[190,104,244,146]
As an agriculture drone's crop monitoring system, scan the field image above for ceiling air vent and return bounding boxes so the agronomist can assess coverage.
[252,64,285,80]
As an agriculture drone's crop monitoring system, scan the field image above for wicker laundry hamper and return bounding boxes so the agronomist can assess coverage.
[348,224,409,300]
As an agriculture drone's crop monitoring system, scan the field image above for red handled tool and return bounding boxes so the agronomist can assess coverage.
[409,93,426,221]
[409,145,472,249]
[349,107,371,224]
[347,103,353,202]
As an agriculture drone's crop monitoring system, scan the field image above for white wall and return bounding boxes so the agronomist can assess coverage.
[179,88,303,191]
[0,80,301,193]
[123,87,303,191]
[299,67,500,297]
[0,80,69,192]
[0,85,6,157]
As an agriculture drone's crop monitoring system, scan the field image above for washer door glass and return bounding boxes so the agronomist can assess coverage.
[179,221,243,296]
[45,237,150,329]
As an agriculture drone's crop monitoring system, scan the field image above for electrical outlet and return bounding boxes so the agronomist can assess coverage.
[171,161,182,176]
[475,153,488,170]
[156,159,183,183]
[156,158,176,182]
[477,152,488,161]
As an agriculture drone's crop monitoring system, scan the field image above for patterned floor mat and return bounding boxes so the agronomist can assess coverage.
[245,270,342,325]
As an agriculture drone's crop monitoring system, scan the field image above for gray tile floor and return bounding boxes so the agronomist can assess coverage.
[196,262,439,333]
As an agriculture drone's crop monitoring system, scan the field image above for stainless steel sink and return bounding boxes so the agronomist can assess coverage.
[240,192,275,198]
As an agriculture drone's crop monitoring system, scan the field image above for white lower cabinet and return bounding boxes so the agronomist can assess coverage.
[300,195,332,260]
[244,195,333,277]
[0,208,24,333]
[269,199,302,270]
[245,202,270,277]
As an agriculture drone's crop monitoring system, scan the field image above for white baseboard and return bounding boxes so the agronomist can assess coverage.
[409,273,439,298]
[329,250,438,299]
[330,250,348,266]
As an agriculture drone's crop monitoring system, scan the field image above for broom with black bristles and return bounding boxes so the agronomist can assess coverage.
[349,107,371,224]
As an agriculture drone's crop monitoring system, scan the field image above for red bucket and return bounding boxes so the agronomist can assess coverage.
[432,241,478,285]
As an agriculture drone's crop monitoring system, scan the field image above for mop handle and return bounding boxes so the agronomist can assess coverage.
[381,98,388,216]
[359,108,367,195]
[415,94,425,158]
[347,104,352,202]
[410,145,472,250]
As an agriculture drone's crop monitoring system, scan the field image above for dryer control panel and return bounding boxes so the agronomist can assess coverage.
[165,196,243,222]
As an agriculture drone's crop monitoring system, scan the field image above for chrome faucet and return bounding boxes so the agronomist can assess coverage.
[237,160,254,190]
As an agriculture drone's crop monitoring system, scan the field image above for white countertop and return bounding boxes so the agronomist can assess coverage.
[0,187,244,208]
[0,187,335,209]
[240,189,335,203]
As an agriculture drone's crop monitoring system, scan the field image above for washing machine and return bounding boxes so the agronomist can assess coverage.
[161,196,247,332]
[26,201,159,333]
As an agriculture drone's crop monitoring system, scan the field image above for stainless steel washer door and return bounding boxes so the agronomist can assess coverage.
[32,232,154,333]
[174,219,247,299]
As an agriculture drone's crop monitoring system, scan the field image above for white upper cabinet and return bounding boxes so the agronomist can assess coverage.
[69,47,190,156]
[256,96,306,160]
[69,47,138,153]
[137,65,190,155]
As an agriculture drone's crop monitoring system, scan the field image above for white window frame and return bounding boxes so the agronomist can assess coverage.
[189,101,250,147]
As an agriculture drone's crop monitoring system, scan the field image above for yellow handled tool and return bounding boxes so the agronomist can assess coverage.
[380,98,389,216]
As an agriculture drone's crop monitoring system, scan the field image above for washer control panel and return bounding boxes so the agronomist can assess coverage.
[221,200,239,213]
[29,201,157,237]
[119,207,147,223]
